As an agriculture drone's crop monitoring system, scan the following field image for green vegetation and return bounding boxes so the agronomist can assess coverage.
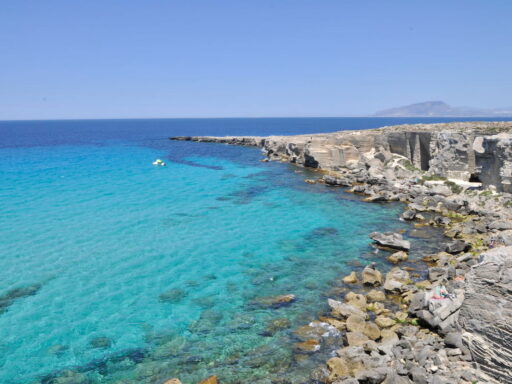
[402,159,419,172]
[444,180,463,194]
[421,174,447,181]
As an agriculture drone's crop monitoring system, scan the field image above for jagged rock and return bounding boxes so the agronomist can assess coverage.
[327,356,350,382]
[346,314,366,333]
[328,299,367,319]
[346,331,370,346]
[458,247,512,382]
[345,292,367,310]
[362,265,383,286]
[402,209,417,221]
[383,268,411,293]
[323,175,352,187]
[366,289,386,302]
[387,251,408,264]
[375,316,395,329]
[369,232,411,251]
[445,240,470,254]
[363,322,381,340]
[342,271,358,284]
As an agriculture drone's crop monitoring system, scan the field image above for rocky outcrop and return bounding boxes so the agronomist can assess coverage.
[458,247,512,382]
[171,121,512,191]
[174,121,512,383]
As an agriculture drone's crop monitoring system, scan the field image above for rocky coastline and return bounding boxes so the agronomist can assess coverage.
[170,121,512,384]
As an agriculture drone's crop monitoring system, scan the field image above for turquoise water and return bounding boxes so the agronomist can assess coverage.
[0,118,456,383]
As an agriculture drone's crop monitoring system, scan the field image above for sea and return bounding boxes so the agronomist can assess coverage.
[0,117,509,384]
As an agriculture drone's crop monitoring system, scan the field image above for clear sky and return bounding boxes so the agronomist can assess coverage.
[1,0,511,120]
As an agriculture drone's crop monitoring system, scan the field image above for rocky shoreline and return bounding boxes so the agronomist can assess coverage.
[170,121,512,384]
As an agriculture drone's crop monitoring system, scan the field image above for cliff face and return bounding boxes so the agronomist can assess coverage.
[179,122,512,191]
[264,123,512,190]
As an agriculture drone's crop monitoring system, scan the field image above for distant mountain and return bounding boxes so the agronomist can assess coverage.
[374,101,512,117]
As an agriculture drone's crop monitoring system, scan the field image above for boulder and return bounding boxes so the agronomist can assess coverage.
[366,289,386,302]
[323,175,352,187]
[328,299,367,319]
[445,240,470,254]
[342,271,358,284]
[346,331,370,346]
[163,380,182,384]
[383,268,411,293]
[345,292,367,310]
[327,357,350,382]
[387,251,408,264]
[346,314,366,333]
[198,376,218,384]
[375,316,395,329]
[401,209,417,221]
[363,322,381,340]
[362,265,383,286]
[370,232,411,251]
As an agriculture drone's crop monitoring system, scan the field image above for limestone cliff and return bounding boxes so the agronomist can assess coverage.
[172,121,512,192]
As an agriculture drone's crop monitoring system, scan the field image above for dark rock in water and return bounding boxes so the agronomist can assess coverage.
[89,336,112,349]
[309,227,339,238]
[204,273,217,280]
[192,296,216,308]
[42,369,89,384]
[445,240,470,254]
[189,309,223,334]
[369,232,411,251]
[401,209,417,220]
[47,344,69,357]
[249,294,296,309]
[261,317,291,336]
[323,175,351,186]
[159,288,187,303]
[0,282,42,314]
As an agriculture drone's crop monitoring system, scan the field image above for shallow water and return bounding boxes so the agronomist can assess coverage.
[0,118,453,384]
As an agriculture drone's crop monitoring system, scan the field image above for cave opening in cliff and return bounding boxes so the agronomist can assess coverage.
[469,173,481,183]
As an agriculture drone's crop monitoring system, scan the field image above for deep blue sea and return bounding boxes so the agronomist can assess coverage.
[0,117,509,384]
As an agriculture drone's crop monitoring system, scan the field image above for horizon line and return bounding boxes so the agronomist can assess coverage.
[2,115,512,123]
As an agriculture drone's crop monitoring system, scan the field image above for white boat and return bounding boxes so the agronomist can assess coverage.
[152,159,166,166]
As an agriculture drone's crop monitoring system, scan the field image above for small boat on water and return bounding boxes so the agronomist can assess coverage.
[152,159,166,166]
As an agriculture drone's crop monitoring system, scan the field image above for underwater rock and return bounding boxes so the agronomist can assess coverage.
[47,344,69,357]
[89,336,112,349]
[387,251,408,264]
[295,339,321,353]
[43,369,89,384]
[262,317,291,336]
[0,282,42,314]
[159,288,187,303]
[249,294,296,309]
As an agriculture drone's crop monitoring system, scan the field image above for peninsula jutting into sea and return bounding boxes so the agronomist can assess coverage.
[172,121,512,383]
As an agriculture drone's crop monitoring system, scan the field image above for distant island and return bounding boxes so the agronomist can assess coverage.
[374,100,512,117]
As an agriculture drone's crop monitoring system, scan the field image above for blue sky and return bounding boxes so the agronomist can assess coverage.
[1,0,511,119]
